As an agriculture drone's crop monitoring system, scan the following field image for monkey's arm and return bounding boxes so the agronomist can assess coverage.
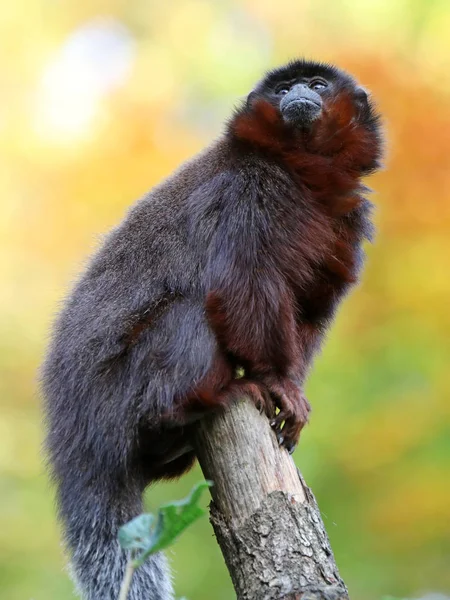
[293,225,366,386]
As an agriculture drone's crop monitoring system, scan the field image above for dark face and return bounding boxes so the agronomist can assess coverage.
[249,60,369,129]
[278,79,327,126]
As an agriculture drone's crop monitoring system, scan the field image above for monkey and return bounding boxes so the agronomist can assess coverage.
[41,59,383,600]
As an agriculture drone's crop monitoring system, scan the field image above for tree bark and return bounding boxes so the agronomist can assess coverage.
[193,397,349,600]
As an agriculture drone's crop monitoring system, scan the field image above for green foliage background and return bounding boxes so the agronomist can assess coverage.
[1,1,449,599]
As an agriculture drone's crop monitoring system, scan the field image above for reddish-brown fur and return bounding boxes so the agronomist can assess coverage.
[234,93,378,197]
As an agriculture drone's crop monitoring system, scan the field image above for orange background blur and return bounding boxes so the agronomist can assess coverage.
[1,1,449,599]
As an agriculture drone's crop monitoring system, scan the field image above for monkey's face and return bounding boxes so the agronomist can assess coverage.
[278,81,325,126]
[248,60,371,130]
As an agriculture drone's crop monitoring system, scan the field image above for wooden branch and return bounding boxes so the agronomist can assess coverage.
[193,397,349,600]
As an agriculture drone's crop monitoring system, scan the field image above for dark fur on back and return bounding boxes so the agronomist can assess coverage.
[41,59,383,599]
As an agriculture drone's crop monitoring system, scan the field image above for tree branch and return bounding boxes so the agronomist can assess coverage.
[193,397,349,600]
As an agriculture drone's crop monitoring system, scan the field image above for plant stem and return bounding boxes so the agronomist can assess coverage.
[118,557,135,600]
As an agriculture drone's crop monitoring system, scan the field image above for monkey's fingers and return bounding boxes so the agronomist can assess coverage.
[225,380,275,419]
[269,388,311,452]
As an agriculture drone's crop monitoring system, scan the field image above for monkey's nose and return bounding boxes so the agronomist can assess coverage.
[287,84,322,105]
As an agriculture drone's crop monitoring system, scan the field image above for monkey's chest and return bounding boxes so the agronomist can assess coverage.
[294,233,361,325]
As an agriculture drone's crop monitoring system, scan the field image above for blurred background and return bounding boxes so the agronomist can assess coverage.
[1,1,449,599]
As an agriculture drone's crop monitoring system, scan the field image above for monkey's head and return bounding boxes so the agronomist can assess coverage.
[249,60,371,129]
[232,59,383,177]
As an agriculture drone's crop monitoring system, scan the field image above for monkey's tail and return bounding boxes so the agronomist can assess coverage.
[56,470,174,600]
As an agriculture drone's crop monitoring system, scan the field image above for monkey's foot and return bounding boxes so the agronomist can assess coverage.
[263,379,311,453]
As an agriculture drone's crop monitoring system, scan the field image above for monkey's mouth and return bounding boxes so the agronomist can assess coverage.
[281,98,322,125]
[284,99,321,110]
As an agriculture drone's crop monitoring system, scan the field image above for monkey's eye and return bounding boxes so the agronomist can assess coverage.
[277,87,290,95]
[309,79,328,91]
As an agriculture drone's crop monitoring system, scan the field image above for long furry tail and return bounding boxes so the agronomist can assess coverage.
[58,474,173,600]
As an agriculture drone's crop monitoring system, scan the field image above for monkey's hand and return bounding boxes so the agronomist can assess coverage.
[221,379,276,420]
[261,378,311,454]
[221,376,309,453]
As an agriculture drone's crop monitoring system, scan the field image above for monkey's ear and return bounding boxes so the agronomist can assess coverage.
[246,90,258,108]
[354,86,369,104]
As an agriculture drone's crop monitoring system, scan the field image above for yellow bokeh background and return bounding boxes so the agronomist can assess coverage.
[1,1,449,599]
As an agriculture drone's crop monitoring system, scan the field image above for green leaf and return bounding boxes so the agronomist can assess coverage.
[118,480,213,568]
[118,513,155,551]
